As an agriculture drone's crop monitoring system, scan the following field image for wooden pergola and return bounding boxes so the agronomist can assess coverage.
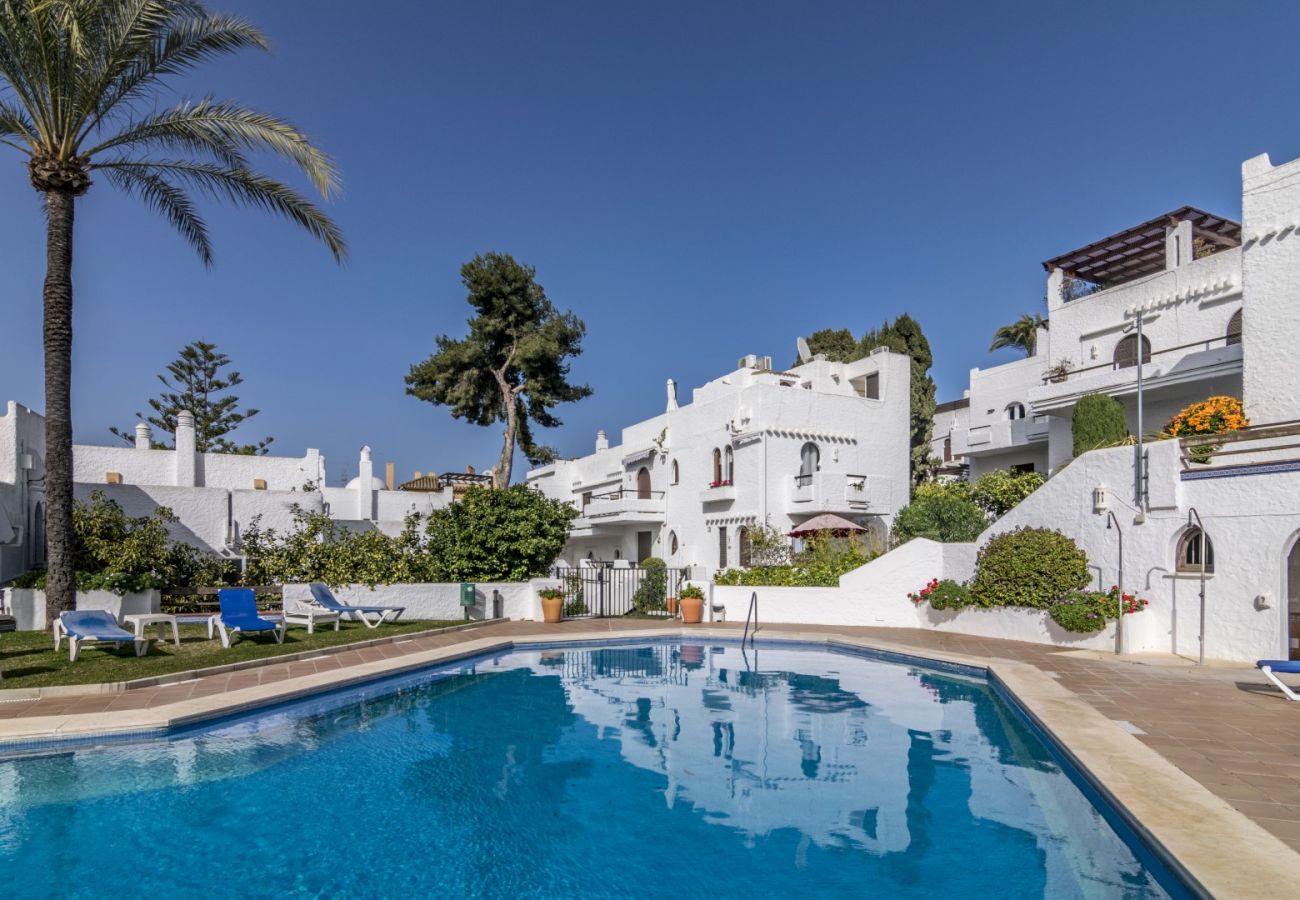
[1042,206,1241,288]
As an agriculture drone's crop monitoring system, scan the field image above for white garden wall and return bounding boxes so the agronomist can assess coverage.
[1,588,161,631]
[283,581,546,623]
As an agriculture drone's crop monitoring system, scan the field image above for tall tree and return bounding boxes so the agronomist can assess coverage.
[0,1,345,612]
[406,252,592,488]
[801,327,858,364]
[860,313,937,488]
[989,312,1047,356]
[111,340,272,454]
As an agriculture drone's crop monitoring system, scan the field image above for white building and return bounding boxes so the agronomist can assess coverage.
[940,204,1245,478]
[0,402,460,583]
[527,348,912,573]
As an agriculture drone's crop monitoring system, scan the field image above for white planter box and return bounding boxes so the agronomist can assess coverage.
[0,588,161,631]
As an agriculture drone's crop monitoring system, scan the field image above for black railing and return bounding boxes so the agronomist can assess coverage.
[1042,332,1241,385]
[552,564,689,617]
[794,473,814,487]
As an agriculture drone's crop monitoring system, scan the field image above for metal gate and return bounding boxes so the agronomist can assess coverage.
[552,565,689,618]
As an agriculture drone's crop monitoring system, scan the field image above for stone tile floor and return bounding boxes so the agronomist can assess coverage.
[2,617,1298,852]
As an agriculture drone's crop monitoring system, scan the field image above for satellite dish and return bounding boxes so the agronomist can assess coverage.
[796,336,812,363]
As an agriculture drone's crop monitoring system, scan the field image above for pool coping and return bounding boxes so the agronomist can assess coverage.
[0,625,1295,898]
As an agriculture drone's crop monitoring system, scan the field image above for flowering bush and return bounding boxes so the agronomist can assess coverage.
[908,578,972,610]
[538,586,565,601]
[1166,395,1249,437]
[1049,586,1149,633]
[709,479,733,488]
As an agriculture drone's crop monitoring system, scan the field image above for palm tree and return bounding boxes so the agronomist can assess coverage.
[0,1,346,613]
[988,313,1047,357]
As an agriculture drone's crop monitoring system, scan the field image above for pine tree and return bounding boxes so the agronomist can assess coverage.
[112,341,272,455]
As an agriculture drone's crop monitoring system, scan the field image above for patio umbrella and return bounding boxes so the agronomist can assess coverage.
[787,514,868,538]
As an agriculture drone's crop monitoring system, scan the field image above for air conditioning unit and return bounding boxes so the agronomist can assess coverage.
[759,355,772,371]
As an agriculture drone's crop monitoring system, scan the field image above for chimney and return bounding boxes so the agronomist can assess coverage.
[596,429,609,452]
[666,379,678,412]
[356,446,374,520]
[134,422,152,450]
[174,410,197,486]
[414,471,422,480]
[385,462,394,491]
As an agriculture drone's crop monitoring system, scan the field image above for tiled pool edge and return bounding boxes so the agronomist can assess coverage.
[0,624,1294,898]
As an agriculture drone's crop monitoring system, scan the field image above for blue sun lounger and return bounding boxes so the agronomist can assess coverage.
[55,610,149,662]
[308,583,405,629]
[1256,660,1300,701]
[210,588,285,648]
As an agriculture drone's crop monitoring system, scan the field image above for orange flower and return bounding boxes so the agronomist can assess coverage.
[1166,396,1249,437]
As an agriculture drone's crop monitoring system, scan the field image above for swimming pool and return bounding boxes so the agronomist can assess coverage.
[0,640,1185,898]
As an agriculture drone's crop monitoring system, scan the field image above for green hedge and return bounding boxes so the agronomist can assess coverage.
[1072,393,1128,457]
[970,527,1090,609]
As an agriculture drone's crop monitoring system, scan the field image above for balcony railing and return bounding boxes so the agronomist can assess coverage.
[587,488,665,503]
[1041,332,1240,385]
[1179,419,1300,472]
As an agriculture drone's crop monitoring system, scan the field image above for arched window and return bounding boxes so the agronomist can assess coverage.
[669,531,679,556]
[799,442,820,483]
[1005,402,1026,421]
[1177,527,1215,573]
[738,526,752,568]
[723,446,734,483]
[1114,334,1151,369]
[670,459,679,485]
[636,466,651,499]
[712,448,722,484]
[1227,309,1242,346]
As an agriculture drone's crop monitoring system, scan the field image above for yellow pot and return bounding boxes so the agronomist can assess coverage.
[541,596,563,623]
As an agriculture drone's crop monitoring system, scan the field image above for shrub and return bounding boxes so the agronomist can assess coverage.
[1072,393,1129,456]
[1049,586,1149,633]
[969,469,1044,518]
[1165,395,1249,438]
[908,578,972,610]
[562,571,587,616]
[970,527,1090,609]
[893,482,987,544]
[679,584,705,600]
[715,533,874,586]
[632,557,668,612]
[423,485,575,582]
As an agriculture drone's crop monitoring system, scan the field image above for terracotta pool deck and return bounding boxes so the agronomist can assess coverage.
[2,617,1299,895]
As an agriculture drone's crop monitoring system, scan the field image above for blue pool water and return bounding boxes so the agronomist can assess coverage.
[0,641,1183,899]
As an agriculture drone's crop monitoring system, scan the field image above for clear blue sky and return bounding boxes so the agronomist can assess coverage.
[2,1,1298,485]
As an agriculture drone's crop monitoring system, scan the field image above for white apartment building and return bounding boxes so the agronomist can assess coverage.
[936,203,1247,478]
[0,402,462,583]
[527,348,912,573]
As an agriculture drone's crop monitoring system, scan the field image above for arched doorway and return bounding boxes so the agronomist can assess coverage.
[1288,539,1300,660]
[636,466,651,499]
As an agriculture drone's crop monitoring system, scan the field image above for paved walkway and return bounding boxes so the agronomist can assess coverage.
[2,618,1298,853]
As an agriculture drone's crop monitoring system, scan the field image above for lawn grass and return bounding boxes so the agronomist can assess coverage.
[0,619,464,690]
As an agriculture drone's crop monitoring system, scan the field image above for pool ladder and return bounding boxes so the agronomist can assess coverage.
[741,591,758,647]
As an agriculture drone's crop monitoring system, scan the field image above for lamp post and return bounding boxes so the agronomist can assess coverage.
[1188,508,1209,666]
[1106,511,1124,655]
[1134,308,1146,515]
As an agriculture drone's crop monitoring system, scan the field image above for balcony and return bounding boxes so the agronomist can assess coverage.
[1030,339,1242,414]
[952,416,1050,457]
[575,488,665,532]
[788,472,871,514]
[699,481,736,503]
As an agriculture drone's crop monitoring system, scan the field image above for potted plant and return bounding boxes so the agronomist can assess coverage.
[666,594,679,615]
[539,586,565,623]
[679,584,706,624]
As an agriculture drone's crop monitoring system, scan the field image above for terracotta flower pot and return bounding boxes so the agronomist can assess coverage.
[679,596,703,624]
[541,596,563,623]
[666,597,679,615]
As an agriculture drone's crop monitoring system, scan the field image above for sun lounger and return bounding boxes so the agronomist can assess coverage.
[55,610,150,662]
[210,588,285,648]
[1256,659,1300,701]
[308,583,404,629]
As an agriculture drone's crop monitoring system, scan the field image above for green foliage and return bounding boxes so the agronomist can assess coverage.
[892,482,987,544]
[632,557,668,613]
[562,571,587,616]
[15,491,232,593]
[679,584,705,600]
[803,328,859,363]
[970,527,1090,610]
[111,341,273,454]
[423,485,576,582]
[405,252,592,485]
[715,534,874,586]
[744,525,792,567]
[1072,393,1129,457]
[1048,592,1112,632]
[969,469,1044,518]
[908,578,972,611]
[241,485,574,586]
[988,313,1046,357]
